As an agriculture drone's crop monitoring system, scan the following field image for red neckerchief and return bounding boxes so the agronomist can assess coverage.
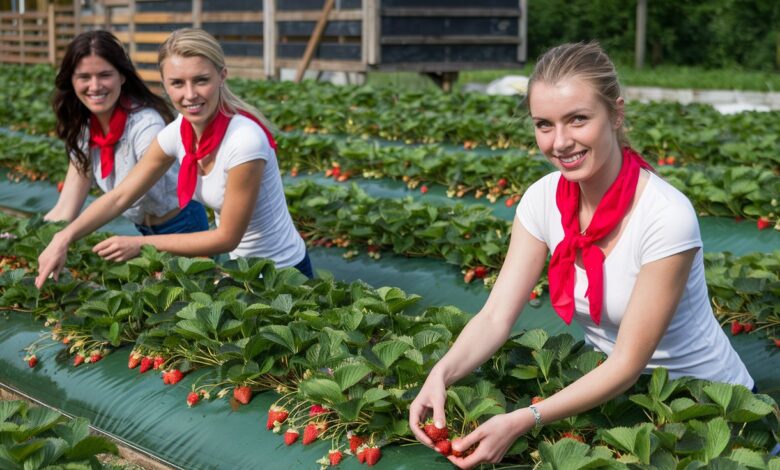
[177,110,276,209]
[548,147,653,325]
[89,104,129,179]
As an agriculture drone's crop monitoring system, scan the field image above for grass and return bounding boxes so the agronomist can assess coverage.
[367,63,780,92]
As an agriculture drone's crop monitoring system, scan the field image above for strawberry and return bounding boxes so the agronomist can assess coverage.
[356,447,367,464]
[62,336,71,345]
[365,446,381,466]
[139,357,153,373]
[283,429,299,446]
[187,391,199,407]
[757,217,771,230]
[167,369,184,385]
[309,404,329,416]
[451,439,477,458]
[474,266,488,279]
[505,196,516,207]
[463,269,475,284]
[290,167,299,177]
[27,355,38,368]
[73,354,85,367]
[561,431,584,443]
[531,396,544,404]
[266,407,289,429]
[302,423,320,445]
[328,449,343,466]
[665,156,676,165]
[56,181,64,192]
[153,356,165,370]
[420,185,429,194]
[331,167,341,178]
[162,371,171,385]
[422,419,449,442]
[497,178,508,188]
[233,386,252,405]
[774,339,780,348]
[730,320,744,336]
[434,439,452,456]
[349,434,364,453]
[656,158,666,166]
[742,322,755,333]
[529,291,538,300]
[90,352,103,363]
[128,353,141,369]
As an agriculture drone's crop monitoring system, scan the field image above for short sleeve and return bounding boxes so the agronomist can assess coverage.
[515,173,556,243]
[222,118,273,170]
[639,185,702,265]
[156,116,181,157]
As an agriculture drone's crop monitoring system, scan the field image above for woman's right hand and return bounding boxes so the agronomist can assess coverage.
[35,232,71,288]
[409,371,449,447]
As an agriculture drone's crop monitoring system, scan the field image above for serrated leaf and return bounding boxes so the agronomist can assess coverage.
[517,329,549,351]
[464,398,503,423]
[372,340,411,370]
[509,365,538,380]
[704,383,734,412]
[299,378,346,405]
[260,325,297,353]
[334,363,372,391]
[532,349,555,381]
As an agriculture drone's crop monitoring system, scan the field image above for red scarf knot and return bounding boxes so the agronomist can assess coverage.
[547,147,652,326]
[89,104,129,179]
[177,110,276,209]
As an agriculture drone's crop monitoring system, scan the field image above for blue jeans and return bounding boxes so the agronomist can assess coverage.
[294,251,314,279]
[134,201,209,235]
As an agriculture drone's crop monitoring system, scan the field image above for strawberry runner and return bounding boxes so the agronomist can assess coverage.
[548,147,653,325]
[177,110,277,209]
[88,104,128,179]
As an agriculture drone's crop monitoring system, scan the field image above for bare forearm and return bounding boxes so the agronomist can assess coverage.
[139,228,237,257]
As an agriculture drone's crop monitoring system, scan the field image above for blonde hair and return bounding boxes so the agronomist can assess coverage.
[527,42,628,147]
[158,28,273,130]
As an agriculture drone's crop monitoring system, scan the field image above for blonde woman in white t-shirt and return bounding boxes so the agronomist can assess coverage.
[35,28,310,289]
[408,42,753,469]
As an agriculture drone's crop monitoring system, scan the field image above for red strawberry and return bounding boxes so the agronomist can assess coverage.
[328,449,343,466]
[434,439,452,456]
[73,354,85,367]
[531,396,544,404]
[561,431,584,443]
[56,181,64,192]
[128,353,141,369]
[153,356,165,370]
[348,434,364,453]
[356,447,367,464]
[757,217,771,230]
[234,386,252,405]
[463,269,475,284]
[474,266,488,279]
[266,407,289,429]
[139,357,153,373]
[420,185,429,194]
[365,446,381,466]
[167,369,184,384]
[742,322,755,333]
[730,320,744,336]
[162,371,171,385]
[309,404,329,416]
[331,167,341,178]
[187,391,199,407]
[90,352,102,363]
[665,156,676,166]
[451,439,477,458]
[422,419,449,442]
[497,178,508,188]
[302,423,320,445]
[284,429,299,446]
[774,339,780,348]
[529,291,538,300]
[504,196,516,207]
[657,158,666,166]
[27,355,38,368]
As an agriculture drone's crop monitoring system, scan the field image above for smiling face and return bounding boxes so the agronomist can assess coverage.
[161,54,225,136]
[71,53,125,122]
[529,78,623,188]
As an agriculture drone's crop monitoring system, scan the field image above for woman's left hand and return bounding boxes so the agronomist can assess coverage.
[93,236,143,261]
[448,410,533,469]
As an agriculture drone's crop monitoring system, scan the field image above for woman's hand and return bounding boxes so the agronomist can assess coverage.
[448,410,533,469]
[409,371,449,447]
[35,232,71,288]
[93,236,143,261]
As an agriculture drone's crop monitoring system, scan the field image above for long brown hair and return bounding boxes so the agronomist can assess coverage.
[53,30,173,175]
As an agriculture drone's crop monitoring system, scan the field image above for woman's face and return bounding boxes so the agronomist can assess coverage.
[529,78,622,185]
[161,54,226,134]
[71,53,125,120]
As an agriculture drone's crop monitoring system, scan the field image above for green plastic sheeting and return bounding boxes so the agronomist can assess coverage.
[0,313,453,470]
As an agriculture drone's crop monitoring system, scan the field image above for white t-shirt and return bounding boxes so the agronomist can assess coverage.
[78,107,180,225]
[517,170,754,388]
[156,114,305,268]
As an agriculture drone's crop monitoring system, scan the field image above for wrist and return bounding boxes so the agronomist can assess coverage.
[508,408,536,435]
[53,230,74,246]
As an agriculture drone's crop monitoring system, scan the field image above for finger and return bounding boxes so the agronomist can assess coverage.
[431,401,447,432]
[452,429,481,454]
[34,271,47,289]
[447,455,474,470]
[456,448,488,469]
[408,403,434,446]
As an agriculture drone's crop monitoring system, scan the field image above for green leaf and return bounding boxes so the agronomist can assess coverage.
[64,435,118,461]
[260,325,297,353]
[703,417,730,461]
[334,363,372,391]
[532,349,555,381]
[509,365,538,380]
[0,401,24,423]
[728,448,767,469]
[463,398,503,423]
[704,383,734,412]
[271,294,294,314]
[516,329,549,351]
[299,378,346,405]
[371,340,411,370]
[177,257,215,275]
[361,388,391,404]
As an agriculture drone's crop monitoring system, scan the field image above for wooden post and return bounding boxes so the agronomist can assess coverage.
[518,0,527,63]
[73,0,82,35]
[128,0,136,57]
[192,0,202,28]
[294,0,335,83]
[47,3,56,65]
[263,0,276,78]
[362,0,379,65]
[634,0,647,69]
